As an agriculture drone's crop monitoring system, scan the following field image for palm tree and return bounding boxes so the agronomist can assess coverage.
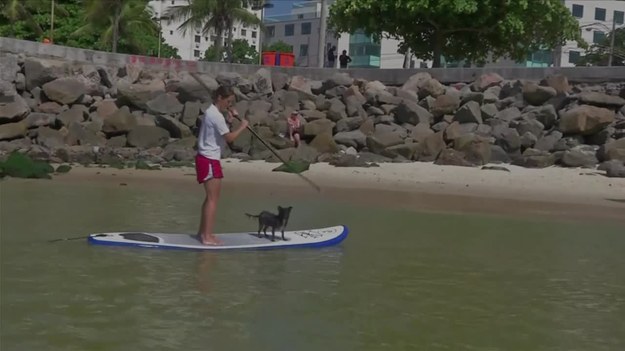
[165,0,261,62]
[0,0,66,38]
[76,0,156,53]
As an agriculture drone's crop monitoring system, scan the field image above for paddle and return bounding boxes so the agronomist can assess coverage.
[189,72,321,193]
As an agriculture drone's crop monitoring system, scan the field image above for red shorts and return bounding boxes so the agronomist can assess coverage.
[195,154,223,183]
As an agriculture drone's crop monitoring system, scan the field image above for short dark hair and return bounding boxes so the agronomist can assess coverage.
[213,85,235,101]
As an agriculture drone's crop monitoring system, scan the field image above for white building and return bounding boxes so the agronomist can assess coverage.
[558,0,625,67]
[264,0,419,68]
[148,0,263,61]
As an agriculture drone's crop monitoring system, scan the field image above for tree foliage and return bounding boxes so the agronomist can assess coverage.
[165,0,261,62]
[263,40,293,53]
[328,0,586,67]
[0,0,179,58]
[577,27,625,66]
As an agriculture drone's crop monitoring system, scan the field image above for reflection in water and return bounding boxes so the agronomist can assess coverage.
[1,179,625,351]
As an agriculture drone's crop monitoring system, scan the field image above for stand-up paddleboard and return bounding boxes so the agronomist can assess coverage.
[87,225,348,251]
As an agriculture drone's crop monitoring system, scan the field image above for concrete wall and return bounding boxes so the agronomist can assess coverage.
[2,37,625,85]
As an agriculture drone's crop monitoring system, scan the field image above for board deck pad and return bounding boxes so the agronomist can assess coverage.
[88,225,348,250]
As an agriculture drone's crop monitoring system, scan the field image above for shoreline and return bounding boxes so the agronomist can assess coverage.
[7,159,624,225]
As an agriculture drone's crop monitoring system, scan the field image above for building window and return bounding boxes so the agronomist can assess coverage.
[195,35,201,43]
[169,30,173,35]
[593,31,606,43]
[251,31,257,38]
[266,26,275,38]
[194,50,200,58]
[300,44,308,57]
[615,10,624,25]
[595,7,606,21]
[241,29,247,36]
[171,0,174,4]
[285,24,294,36]
[569,50,581,64]
[301,22,311,35]
[572,4,583,18]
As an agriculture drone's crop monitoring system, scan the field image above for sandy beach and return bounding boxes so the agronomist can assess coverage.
[40,159,625,225]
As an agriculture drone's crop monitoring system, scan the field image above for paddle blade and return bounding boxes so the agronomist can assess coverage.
[272,160,310,174]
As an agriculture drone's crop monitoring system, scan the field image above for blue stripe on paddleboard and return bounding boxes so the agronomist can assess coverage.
[87,225,349,251]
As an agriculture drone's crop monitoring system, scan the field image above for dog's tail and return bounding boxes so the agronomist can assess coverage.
[245,213,259,219]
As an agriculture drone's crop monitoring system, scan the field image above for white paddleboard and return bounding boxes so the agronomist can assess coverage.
[87,225,348,251]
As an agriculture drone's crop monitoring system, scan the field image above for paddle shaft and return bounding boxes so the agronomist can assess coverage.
[189,72,321,192]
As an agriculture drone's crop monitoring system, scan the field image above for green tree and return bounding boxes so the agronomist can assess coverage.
[76,0,156,53]
[230,38,259,63]
[577,27,625,66]
[329,0,586,67]
[0,0,67,38]
[165,0,261,62]
[263,40,293,53]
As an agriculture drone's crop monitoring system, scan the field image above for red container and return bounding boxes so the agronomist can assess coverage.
[278,53,295,67]
[262,51,277,66]
[261,51,295,67]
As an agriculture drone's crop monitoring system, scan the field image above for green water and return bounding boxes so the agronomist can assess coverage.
[1,178,624,351]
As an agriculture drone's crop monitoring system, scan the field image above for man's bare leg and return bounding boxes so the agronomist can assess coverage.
[198,178,223,245]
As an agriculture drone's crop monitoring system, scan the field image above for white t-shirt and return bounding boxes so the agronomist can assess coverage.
[197,104,230,159]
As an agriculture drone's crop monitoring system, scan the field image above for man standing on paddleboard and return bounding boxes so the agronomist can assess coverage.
[195,85,248,245]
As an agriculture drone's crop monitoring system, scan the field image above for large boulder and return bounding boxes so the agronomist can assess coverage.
[127,126,170,148]
[559,105,615,135]
[0,95,30,122]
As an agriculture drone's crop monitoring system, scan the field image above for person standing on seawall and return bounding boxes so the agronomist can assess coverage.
[195,85,249,246]
[339,50,352,69]
[327,45,337,68]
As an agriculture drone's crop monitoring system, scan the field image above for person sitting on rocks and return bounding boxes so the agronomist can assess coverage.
[287,110,303,147]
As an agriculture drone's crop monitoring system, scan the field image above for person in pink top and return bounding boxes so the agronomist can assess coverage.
[287,110,302,147]
[195,85,248,245]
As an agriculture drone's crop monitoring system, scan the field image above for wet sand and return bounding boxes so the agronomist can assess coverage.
[24,159,625,225]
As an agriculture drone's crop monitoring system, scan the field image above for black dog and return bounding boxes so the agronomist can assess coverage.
[245,206,293,241]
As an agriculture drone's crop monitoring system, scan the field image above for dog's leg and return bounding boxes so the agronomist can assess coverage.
[271,227,276,242]
[257,220,263,238]
[281,226,288,241]
[263,225,268,239]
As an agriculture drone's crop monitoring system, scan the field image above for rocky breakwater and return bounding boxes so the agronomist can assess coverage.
[1,53,624,178]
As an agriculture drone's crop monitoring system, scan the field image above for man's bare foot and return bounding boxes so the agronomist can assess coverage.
[199,234,222,246]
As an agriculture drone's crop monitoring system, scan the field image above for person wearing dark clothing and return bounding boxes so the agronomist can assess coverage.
[339,50,352,69]
[327,45,337,68]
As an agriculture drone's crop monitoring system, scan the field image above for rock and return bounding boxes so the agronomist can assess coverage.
[23,57,68,91]
[102,106,138,135]
[57,105,88,127]
[410,122,434,143]
[385,142,420,160]
[520,131,538,148]
[513,118,544,138]
[492,125,521,153]
[329,154,379,168]
[513,148,556,168]
[291,144,319,163]
[327,99,347,122]
[215,71,241,87]
[168,72,219,103]
[309,133,339,154]
[251,68,273,95]
[324,72,354,89]
[182,101,201,127]
[471,73,504,92]
[481,165,511,172]
[146,93,184,115]
[23,112,56,128]
[37,101,64,114]
[365,133,404,155]
[418,78,446,99]
[271,72,290,91]
[435,148,473,167]
[461,91,484,106]
[559,105,615,135]
[155,115,192,139]
[453,134,491,165]
[65,122,106,147]
[401,72,431,92]
[394,101,433,125]
[304,119,335,137]
[117,79,166,110]
[483,86,502,103]
[490,145,511,163]
[578,92,625,108]
[0,55,20,82]
[445,121,477,141]
[598,160,625,178]
[602,138,625,162]
[495,107,522,122]
[523,82,557,106]
[35,126,65,149]
[554,135,585,152]
[541,74,570,95]
[41,78,87,105]
[0,94,30,122]
[561,145,599,168]
[0,121,27,141]
[127,126,170,148]
[524,105,558,129]
[535,131,563,152]
[453,101,482,124]
[431,94,460,117]
[334,130,366,148]
[288,75,314,100]
[417,131,446,162]
[481,103,498,121]
[107,135,127,147]
[336,117,362,132]
[301,110,326,122]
